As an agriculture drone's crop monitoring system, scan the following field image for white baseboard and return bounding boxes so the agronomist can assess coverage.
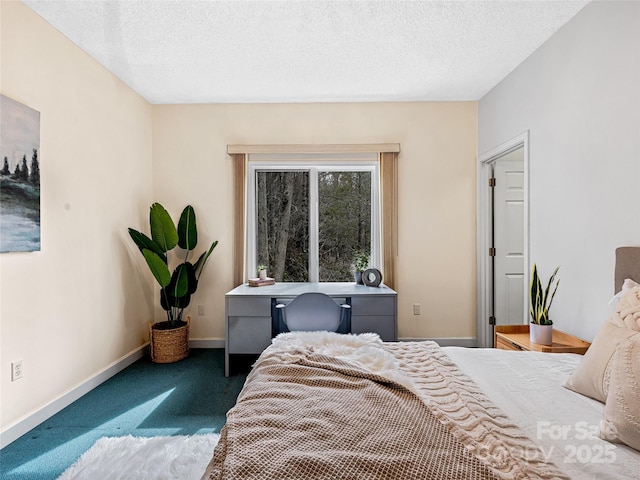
[398,337,477,348]
[0,344,148,449]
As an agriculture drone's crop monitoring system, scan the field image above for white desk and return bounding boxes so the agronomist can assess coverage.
[224,282,397,376]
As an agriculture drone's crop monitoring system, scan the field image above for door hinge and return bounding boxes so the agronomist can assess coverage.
[489,247,496,257]
[489,316,496,325]
[488,177,496,187]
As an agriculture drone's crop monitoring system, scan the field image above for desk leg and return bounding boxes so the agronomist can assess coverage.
[225,308,230,377]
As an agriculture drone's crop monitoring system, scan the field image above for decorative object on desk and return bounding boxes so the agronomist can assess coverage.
[362,268,383,287]
[353,251,370,284]
[248,276,275,287]
[129,203,218,363]
[257,264,268,280]
[529,263,560,346]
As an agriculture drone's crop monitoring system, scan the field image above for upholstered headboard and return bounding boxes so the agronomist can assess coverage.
[615,246,640,293]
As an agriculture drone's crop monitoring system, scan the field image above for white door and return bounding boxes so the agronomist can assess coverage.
[491,147,525,331]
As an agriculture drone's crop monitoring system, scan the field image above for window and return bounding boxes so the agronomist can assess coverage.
[230,144,398,289]
[247,154,380,282]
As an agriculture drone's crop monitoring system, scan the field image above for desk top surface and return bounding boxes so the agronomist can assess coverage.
[226,282,397,297]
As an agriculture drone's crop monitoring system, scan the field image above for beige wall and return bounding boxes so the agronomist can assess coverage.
[1,0,478,437]
[1,2,153,431]
[152,102,478,341]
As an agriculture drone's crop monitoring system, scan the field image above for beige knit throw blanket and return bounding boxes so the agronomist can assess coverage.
[202,332,568,480]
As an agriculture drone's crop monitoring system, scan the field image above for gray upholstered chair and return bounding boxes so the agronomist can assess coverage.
[275,292,351,333]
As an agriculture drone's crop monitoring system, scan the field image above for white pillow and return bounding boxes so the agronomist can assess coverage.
[564,286,640,402]
[600,332,640,451]
[608,278,640,305]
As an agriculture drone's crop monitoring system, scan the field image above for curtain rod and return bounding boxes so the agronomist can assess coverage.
[227,143,400,155]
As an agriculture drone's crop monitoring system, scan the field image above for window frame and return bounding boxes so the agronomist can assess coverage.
[246,153,381,282]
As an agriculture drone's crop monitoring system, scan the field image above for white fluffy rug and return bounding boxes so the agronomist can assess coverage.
[58,434,219,480]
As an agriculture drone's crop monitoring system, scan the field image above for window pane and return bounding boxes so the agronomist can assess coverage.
[318,171,371,282]
[256,171,309,282]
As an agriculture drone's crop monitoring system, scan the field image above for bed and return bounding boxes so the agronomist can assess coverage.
[202,247,640,480]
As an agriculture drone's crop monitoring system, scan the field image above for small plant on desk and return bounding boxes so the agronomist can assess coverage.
[257,264,267,280]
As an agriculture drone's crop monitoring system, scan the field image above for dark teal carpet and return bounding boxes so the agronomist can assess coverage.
[0,349,252,480]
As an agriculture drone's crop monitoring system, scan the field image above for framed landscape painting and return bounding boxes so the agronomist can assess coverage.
[0,95,41,253]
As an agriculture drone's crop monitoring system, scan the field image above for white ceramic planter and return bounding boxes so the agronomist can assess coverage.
[530,323,553,346]
[259,269,267,280]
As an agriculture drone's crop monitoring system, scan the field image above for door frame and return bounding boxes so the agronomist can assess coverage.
[477,132,530,348]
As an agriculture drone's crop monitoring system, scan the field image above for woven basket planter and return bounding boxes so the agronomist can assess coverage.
[149,317,190,363]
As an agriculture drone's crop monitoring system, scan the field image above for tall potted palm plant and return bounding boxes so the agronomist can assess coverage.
[129,203,218,363]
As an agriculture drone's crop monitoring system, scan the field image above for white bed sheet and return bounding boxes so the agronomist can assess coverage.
[443,347,640,480]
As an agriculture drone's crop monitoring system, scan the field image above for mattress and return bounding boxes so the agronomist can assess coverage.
[202,332,640,479]
[444,346,640,479]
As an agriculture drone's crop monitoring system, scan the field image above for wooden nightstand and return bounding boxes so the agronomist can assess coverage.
[494,325,590,354]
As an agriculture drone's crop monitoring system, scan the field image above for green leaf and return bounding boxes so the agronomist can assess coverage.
[542,267,557,308]
[128,228,167,264]
[150,203,178,253]
[184,262,198,295]
[177,205,197,251]
[159,289,172,312]
[194,240,218,279]
[545,267,560,306]
[142,249,171,287]
[168,262,198,296]
[168,263,190,299]
[160,289,191,310]
[530,264,540,323]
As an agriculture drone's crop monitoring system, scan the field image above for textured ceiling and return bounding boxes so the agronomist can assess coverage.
[23,0,589,104]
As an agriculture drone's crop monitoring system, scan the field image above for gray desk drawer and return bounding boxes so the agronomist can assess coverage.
[350,296,396,316]
[228,316,272,353]
[227,297,271,317]
[351,315,396,341]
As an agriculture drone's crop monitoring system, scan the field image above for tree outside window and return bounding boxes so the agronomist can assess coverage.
[253,165,376,282]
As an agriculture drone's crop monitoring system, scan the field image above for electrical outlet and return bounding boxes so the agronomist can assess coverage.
[11,360,23,381]
[197,305,205,316]
[413,303,421,315]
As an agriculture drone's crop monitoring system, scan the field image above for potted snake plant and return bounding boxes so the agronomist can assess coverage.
[529,263,560,346]
[129,203,218,362]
